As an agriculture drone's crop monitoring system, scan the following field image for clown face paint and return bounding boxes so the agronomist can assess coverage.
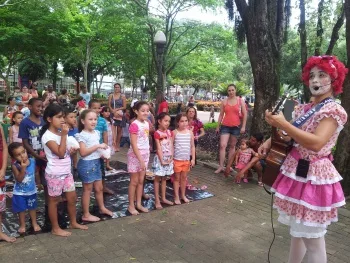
[309,66,332,96]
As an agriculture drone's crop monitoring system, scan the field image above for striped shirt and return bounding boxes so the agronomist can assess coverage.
[174,130,191,161]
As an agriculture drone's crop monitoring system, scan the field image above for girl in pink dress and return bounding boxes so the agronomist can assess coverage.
[261,55,347,263]
[9,111,24,143]
[234,139,258,184]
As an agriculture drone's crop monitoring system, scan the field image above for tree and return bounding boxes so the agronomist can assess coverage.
[0,0,74,96]
[225,0,291,135]
[131,0,221,95]
[334,0,350,195]
[18,56,48,82]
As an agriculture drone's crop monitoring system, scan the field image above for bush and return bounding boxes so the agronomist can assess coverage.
[196,101,221,111]
[204,122,218,130]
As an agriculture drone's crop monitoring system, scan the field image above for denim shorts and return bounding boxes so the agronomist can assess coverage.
[220,125,240,136]
[12,194,37,213]
[77,158,102,183]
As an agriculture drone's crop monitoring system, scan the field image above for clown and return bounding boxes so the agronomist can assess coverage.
[260,55,348,263]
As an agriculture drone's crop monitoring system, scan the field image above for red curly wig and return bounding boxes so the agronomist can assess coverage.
[301,55,348,95]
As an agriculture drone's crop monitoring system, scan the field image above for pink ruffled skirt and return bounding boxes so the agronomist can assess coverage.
[271,172,345,238]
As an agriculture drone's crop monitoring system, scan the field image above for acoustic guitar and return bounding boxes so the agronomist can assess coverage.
[262,94,292,189]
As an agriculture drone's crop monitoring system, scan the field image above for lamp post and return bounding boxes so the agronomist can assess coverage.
[140,75,146,100]
[154,31,166,94]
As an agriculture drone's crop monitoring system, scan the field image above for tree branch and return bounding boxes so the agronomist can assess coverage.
[234,0,249,22]
[326,4,345,55]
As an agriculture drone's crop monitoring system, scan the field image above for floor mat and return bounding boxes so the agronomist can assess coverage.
[1,161,214,238]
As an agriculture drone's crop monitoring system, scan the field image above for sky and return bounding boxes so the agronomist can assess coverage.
[172,1,322,28]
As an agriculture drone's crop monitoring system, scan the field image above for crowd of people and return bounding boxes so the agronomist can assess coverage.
[0,81,208,242]
[0,55,348,263]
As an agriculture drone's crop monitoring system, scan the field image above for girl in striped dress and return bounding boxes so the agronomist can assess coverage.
[173,113,195,205]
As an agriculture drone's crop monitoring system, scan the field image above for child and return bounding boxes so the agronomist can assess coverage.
[0,126,16,242]
[127,101,150,215]
[9,111,24,143]
[120,123,130,148]
[100,106,116,170]
[234,138,258,184]
[151,112,174,209]
[75,110,113,222]
[41,104,87,236]
[18,98,47,204]
[3,96,18,124]
[173,113,195,205]
[8,142,41,234]
[12,86,22,104]
[64,105,79,177]
[89,100,114,194]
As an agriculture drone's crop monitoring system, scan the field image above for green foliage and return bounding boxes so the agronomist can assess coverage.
[203,122,218,129]
[215,81,250,96]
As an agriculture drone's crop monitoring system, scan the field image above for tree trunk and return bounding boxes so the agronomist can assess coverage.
[299,0,310,103]
[314,0,325,56]
[334,0,350,196]
[246,28,281,135]
[233,0,286,135]
[52,61,58,90]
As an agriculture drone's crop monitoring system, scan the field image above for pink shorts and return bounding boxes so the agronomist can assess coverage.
[127,150,150,173]
[45,173,75,197]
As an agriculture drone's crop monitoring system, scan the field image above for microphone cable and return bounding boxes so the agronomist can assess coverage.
[267,193,276,263]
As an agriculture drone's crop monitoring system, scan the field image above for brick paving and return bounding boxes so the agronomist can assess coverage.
[0,147,350,263]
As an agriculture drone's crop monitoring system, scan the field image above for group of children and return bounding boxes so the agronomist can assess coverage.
[0,97,198,242]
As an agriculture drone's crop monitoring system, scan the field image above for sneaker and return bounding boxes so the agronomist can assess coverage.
[243,178,248,183]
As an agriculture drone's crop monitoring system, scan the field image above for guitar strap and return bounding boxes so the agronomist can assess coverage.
[292,97,334,128]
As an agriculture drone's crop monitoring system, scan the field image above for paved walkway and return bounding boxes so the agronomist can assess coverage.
[1,148,350,263]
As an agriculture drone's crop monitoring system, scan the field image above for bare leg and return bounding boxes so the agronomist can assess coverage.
[161,177,173,205]
[18,212,26,233]
[173,172,181,205]
[224,150,238,177]
[236,156,260,179]
[227,135,237,166]
[82,183,100,222]
[288,237,307,263]
[180,172,189,203]
[106,159,113,170]
[94,180,113,216]
[28,210,41,232]
[128,173,139,215]
[253,161,264,184]
[49,196,71,237]
[115,126,122,152]
[0,213,16,242]
[215,134,230,173]
[65,191,88,230]
[154,176,162,209]
[136,171,148,213]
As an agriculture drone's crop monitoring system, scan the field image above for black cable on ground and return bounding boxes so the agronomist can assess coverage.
[267,193,276,263]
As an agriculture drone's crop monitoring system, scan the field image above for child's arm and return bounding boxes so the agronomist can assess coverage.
[45,124,69,158]
[12,159,30,183]
[155,138,165,164]
[0,126,8,181]
[103,131,108,145]
[9,126,13,143]
[251,149,259,158]
[235,150,240,165]
[190,132,195,166]
[78,142,104,157]
[22,139,44,161]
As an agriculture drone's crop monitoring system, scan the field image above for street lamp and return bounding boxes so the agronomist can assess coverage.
[140,75,146,100]
[154,31,166,94]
